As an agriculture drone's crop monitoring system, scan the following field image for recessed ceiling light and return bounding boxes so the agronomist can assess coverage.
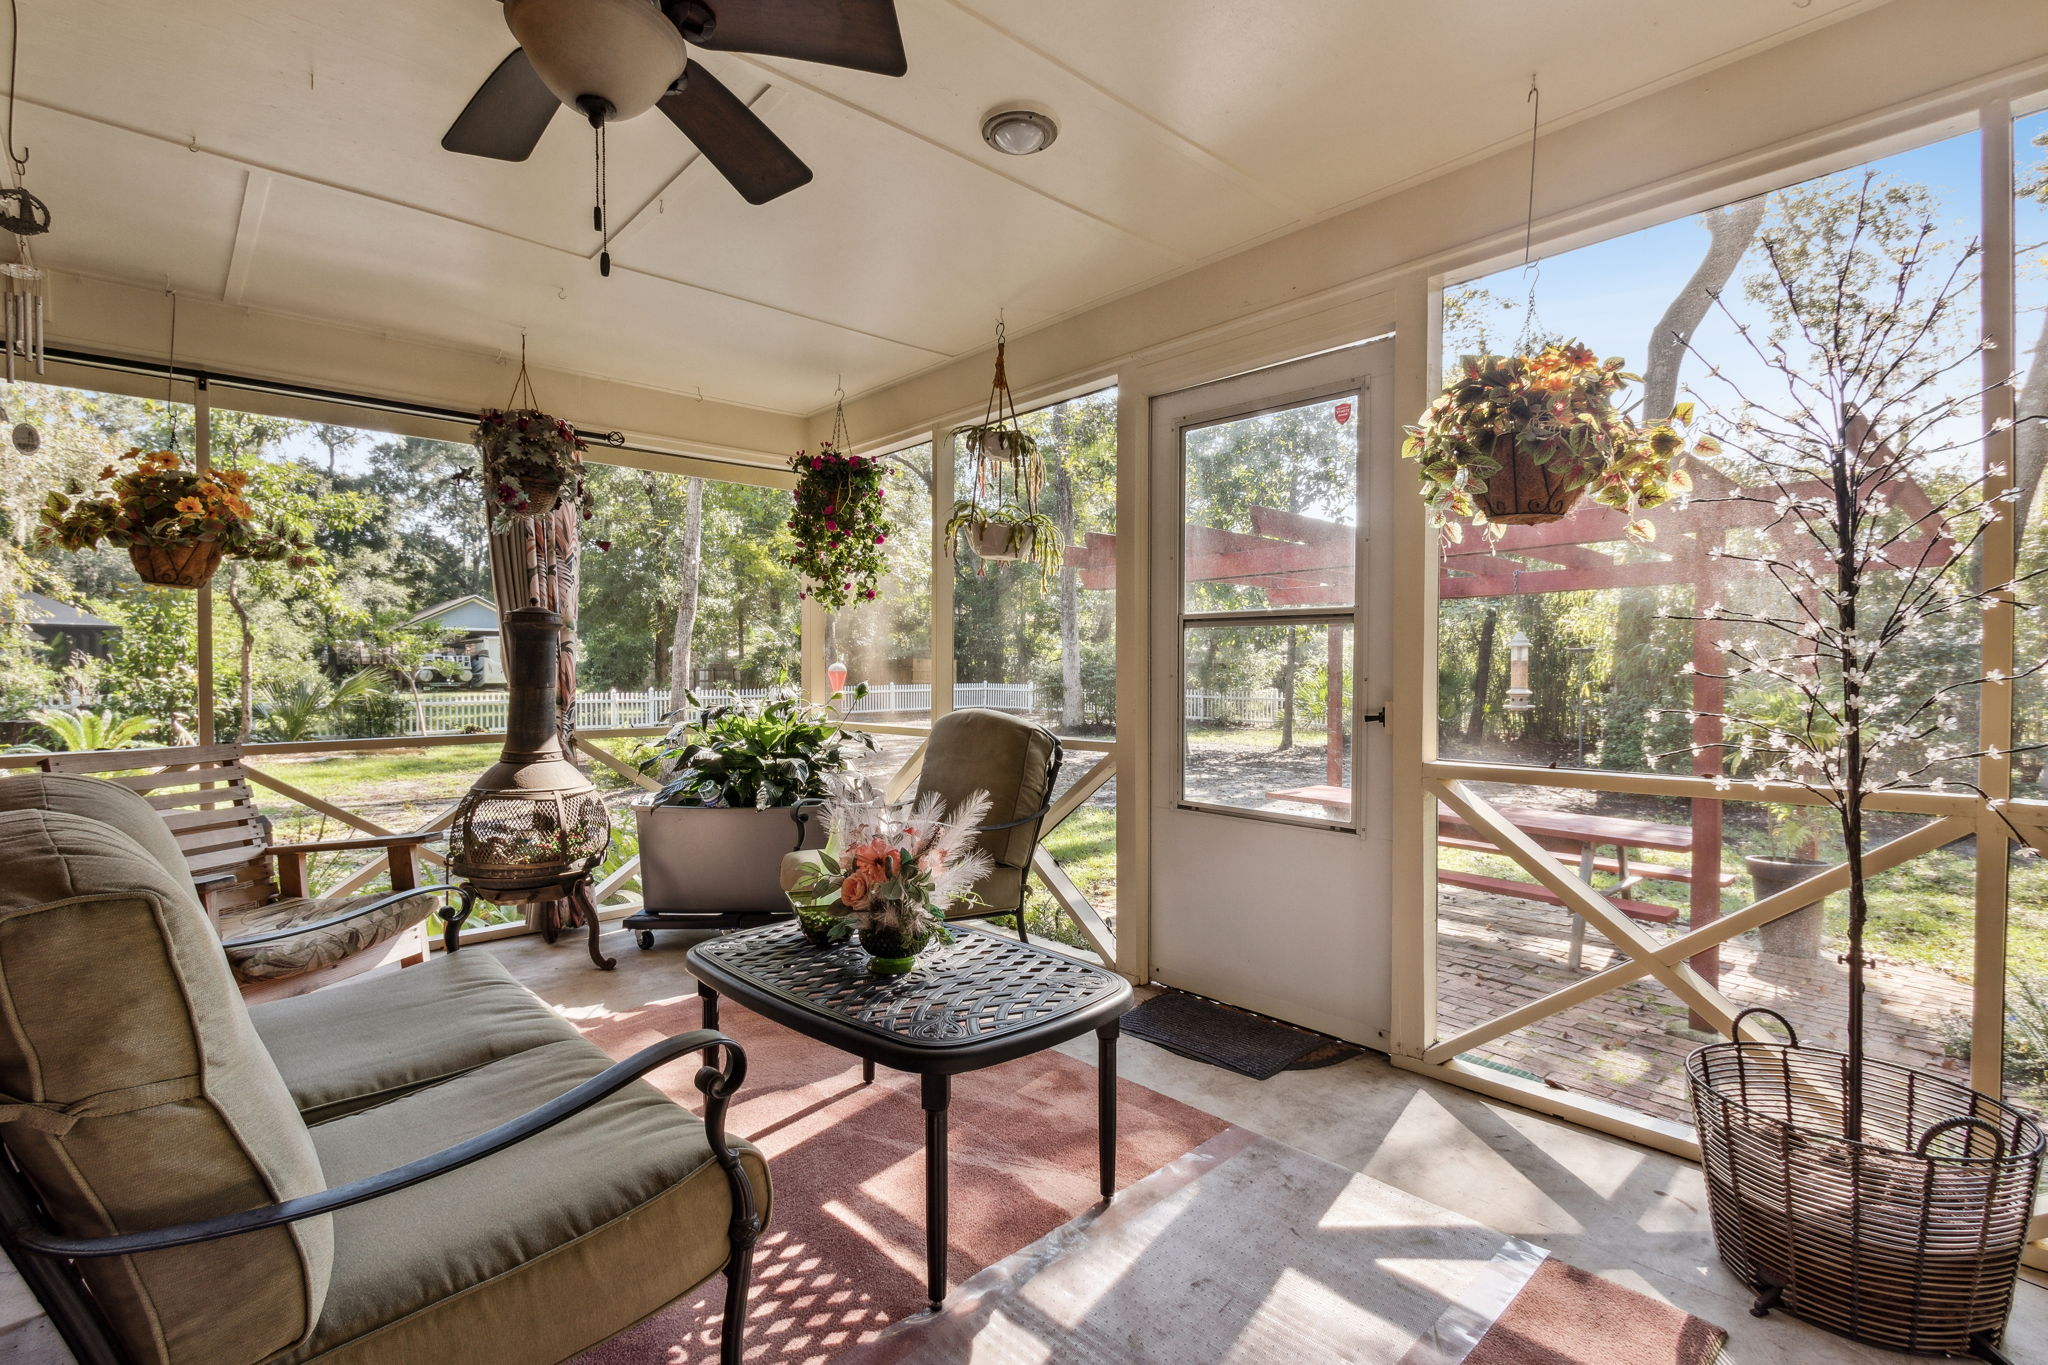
[981,108,1057,156]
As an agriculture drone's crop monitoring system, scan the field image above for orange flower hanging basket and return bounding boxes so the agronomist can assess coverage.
[129,541,225,589]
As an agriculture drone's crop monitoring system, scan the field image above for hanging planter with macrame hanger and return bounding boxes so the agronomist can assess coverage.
[786,381,892,610]
[466,337,593,529]
[945,317,1061,586]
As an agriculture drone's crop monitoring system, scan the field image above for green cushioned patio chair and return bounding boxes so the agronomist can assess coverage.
[782,706,1062,939]
[0,773,767,1365]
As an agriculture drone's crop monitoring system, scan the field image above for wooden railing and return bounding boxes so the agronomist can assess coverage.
[0,721,1119,960]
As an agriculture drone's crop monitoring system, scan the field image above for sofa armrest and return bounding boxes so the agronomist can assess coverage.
[8,1030,756,1259]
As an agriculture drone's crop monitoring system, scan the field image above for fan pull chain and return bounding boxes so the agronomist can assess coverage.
[592,120,611,278]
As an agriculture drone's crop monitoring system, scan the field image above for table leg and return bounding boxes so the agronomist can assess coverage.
[1098,1021,1119,1201]
[922,1073,950,1311]
[1569,844,1595,971]
[698,983,722,1068]
[863,1057,875,1085]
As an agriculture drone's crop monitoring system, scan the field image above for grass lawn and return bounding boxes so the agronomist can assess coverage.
[1022,804,1116,952]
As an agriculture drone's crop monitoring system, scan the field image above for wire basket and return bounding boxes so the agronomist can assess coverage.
[1687,1008,2044,1360]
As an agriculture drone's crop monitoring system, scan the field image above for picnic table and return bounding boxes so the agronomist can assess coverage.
[1435,802,1721,970]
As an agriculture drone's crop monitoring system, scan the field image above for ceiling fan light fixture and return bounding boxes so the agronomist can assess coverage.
[980,108,1057,156]
[504,0,687,122]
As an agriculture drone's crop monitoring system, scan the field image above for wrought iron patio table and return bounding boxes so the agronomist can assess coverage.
[685,921,1134,1310]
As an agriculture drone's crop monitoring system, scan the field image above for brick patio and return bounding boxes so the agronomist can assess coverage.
[1436,885,1978,1126]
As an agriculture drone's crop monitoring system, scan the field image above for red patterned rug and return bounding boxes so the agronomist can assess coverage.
[570,990,1228,1364]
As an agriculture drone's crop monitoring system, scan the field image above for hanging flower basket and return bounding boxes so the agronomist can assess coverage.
[787,387,893,611]
[35,449,312,591]
[129,540,225,589]
[1475,432,1585,524]
[1688,1009,2043,1359]
[1403,343,1706,541]
[470,407,589,528]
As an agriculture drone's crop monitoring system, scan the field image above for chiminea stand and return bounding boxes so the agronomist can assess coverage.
[443,606,616,971]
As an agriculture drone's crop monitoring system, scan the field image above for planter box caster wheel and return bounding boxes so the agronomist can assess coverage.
[1748,1283,1784,1318]
[637,930,656,951]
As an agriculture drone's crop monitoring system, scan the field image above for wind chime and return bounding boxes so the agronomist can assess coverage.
[0,0,47,382]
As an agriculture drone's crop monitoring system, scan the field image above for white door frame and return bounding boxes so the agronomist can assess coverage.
[1146,339,1397,1047]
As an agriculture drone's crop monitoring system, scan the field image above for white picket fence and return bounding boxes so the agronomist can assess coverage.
[340,681,1039,738]
[1183,689,1285,725]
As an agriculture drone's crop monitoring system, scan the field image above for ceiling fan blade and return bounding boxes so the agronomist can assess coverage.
[658,61,814,205]
[672,0,907,78]
[442,48,560,161]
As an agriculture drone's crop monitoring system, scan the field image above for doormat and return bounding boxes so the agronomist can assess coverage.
[1120,990,1358,1079]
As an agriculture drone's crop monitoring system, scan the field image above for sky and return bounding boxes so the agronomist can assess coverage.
[1450,123,2031,462]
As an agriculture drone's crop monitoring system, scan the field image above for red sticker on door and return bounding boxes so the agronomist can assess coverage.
[1334,402,1353,425]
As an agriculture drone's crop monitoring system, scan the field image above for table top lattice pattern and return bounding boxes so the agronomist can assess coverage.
[691,924,1126,1046]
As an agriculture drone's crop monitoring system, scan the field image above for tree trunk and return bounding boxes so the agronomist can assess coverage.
[2013,303,2048,546]
[1640,197,1766,421]
[1466,608,1498,742]
[668,476,705,706]
[1604,196,1766,775]
[1278,632,1299,750]
[1055,453,1082,730]
[225,569,256,742]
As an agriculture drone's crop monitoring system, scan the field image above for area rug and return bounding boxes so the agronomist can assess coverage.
[1458,1257,1726,1365]
[567,990,1228,1364]
[849,1130,1726,1365]
[1119,989,1358,1079]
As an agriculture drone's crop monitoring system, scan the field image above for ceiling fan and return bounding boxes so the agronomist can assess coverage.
[442,0,907,206]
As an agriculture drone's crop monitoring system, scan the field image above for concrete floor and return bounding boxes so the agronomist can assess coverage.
[501,927,2048,1365]
[3,927,2042,1364]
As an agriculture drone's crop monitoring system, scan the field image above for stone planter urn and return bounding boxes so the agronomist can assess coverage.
[635,804,825,914]
[1742,855,1831,959]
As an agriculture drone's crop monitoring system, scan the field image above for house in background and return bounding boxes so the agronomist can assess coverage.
[404,594,503,688]
[21,592,119,663]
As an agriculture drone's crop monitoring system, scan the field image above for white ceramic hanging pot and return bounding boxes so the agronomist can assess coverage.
[969,520,1033,561]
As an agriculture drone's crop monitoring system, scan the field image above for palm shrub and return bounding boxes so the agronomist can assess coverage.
[259,669,388,742]
[24,706,155,752]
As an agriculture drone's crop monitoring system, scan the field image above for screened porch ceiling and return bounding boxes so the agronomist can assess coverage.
[23,0,1881,416]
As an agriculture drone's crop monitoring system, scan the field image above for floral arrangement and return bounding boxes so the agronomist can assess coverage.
[787,441,892,610]
[462,407,592,528]
[37,448,313,566]
[1403,342,1712,542]
[788,789,994,964]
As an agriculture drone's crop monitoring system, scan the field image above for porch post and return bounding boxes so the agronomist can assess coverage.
[194,379,214,745]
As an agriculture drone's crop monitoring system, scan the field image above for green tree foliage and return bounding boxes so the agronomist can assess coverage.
[579,466,801,691]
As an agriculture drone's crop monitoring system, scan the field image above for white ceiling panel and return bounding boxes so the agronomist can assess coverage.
[945,0,1886,215]
[14,0,1886,413]
[242,174,944,412]
[12,110,247,297]
[610,82,1184,356]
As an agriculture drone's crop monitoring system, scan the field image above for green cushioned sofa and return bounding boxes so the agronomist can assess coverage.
[0,774,768,1365]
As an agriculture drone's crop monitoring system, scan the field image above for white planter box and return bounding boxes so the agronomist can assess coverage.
[634,804,825,913]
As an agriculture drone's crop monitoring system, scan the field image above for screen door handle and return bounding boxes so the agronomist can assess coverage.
[1361,707,1387,726]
